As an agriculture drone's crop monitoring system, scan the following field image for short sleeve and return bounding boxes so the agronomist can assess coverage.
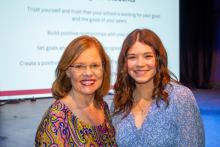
[35,103,71,147]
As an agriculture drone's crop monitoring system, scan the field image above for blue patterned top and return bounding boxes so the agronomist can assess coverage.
[111,82,205,147]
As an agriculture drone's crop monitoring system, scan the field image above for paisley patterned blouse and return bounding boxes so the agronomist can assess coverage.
[111,82,205,147]
[35,100,117,147]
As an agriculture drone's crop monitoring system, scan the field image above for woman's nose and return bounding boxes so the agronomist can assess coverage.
[82,66,93,76]
[137,57,145,66]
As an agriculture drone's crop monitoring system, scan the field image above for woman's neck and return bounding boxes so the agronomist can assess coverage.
[134,80,154,102]
[67,90,95,109]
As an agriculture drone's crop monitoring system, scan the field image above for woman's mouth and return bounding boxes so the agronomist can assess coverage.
[80,79,96,86]
[134,70,148,76]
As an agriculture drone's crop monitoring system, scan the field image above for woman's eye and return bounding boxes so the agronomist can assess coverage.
[127,56,136,60]
[144,55,153,58]
[74,64,84,69]
[91,64,100,68]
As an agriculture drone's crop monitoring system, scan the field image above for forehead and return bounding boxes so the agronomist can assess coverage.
[74,46,102,63]
[127,41,154,54]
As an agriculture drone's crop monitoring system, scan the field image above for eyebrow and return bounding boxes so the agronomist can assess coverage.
[73,61,102,64]
[127,52,154,55]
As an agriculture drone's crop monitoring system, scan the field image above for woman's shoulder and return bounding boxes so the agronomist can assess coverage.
[36,100,71,135]
[35,100,73,146]
[167,82,194,98]
[49,100,67,112]
[42,100,70,121]
[167,82,197,108]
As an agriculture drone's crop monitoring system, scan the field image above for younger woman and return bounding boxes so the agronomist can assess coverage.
[112,29,205,147]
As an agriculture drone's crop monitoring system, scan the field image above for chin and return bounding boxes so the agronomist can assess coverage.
[134,77,154,84]
[79,91,95,96]
[135,80,149,84]
[81,88,97,94]
[81,87,100,95]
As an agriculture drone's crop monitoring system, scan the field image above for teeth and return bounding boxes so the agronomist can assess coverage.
[134,70,147,76]
[135,70,145,73]
[81,80,95,86]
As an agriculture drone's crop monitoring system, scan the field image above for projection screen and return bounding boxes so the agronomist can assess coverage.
[0,0,179,100]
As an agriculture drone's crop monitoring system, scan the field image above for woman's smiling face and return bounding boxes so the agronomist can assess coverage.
[126,41,156,85]
[66,46,103,96]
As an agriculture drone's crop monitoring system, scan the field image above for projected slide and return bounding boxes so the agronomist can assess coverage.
[0,0,179,100]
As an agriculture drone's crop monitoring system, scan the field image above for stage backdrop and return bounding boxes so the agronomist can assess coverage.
[0,0,179,100]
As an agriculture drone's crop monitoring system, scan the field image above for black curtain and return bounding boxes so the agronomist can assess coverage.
[180,0,215,88]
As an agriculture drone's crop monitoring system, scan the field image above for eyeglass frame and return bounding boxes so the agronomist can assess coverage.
[69,62,105,73]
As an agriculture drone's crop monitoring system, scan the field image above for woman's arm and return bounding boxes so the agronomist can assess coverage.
[173,86,205,147]
[35,106,71,147]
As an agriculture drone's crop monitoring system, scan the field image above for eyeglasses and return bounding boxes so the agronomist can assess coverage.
[69,63,104,73]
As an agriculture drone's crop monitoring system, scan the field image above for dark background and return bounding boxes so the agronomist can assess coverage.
[180,0,220,88]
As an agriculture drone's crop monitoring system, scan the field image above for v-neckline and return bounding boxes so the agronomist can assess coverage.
[57,100,107,127]
[129,100,154,130]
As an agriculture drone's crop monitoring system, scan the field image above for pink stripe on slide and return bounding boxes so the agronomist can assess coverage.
[0,89,51,96]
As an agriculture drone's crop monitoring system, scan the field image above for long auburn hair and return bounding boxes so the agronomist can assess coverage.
[52,35,111,108]
[114,28,176,117]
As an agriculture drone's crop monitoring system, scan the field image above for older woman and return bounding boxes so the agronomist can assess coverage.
[35,36,117,146]
[112,28,205,147]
